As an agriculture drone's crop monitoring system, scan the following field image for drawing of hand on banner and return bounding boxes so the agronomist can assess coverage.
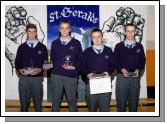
[5,6,45,74]
[102,7,145,50]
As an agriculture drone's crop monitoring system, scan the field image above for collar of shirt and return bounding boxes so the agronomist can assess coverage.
[26,39,39,48]
[124,39,136,48]
[92,44,104,54]
[60,36,72,45]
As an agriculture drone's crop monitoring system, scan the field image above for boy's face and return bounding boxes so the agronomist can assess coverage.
[92,32,103,45]
[59,23,71,38]
[125,26,136,41]
[27,28,37,40]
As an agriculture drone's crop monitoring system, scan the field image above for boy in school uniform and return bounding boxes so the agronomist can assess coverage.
[15,24,48,112]
[50,19,83,112]
[114,24,146,112]
[82,28,114,112]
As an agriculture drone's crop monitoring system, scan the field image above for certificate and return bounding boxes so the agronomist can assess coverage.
[89,76,112,94]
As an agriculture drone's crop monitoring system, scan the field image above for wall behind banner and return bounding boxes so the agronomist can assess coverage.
[5,5,155,100]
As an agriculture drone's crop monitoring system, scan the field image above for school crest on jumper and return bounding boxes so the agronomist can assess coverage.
[38,50,42,55]
[69,46,75,50]
[105,55,109,59]
[136,49,141,53]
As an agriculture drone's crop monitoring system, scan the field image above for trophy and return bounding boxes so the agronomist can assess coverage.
[24,67,33,75]
[128,72,138,77]
[24,59,34,75]
[63,55,73,66]
[43,56,53,70]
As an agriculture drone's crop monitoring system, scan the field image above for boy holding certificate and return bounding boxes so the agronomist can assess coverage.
[15,24,48,112]
[83,28,114,112]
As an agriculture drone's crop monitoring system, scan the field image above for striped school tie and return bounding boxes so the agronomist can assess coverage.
[62,41,66,45]
[29,43,34,48]
[96,48,101,54]
[126,44,133,49]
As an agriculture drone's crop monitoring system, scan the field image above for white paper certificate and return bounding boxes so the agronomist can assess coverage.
[89,76,112,94]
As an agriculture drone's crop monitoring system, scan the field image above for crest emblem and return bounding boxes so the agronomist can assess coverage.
[38,50,42,55]
[136,49,141,53]
[69,46,75,50]
[105,55,109,59]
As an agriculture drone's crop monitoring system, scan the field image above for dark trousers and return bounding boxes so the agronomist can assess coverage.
[19,75,43,112]
[51,74,78,112]
[85,83,111,112]
[116,74,141,112]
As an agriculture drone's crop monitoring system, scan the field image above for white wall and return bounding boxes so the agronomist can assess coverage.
[147,6,155,50]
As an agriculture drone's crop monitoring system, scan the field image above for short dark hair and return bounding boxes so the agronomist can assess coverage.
[26,24,38,40]
[125,23,136,31]
[91,28,103,37]
[91,28,103,46]
[26,23,37,32]
[59,19,71,27]
[59,19,72,37]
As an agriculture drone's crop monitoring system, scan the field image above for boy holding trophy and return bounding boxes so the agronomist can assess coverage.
[15,24,48,112]
[50,19,83,112]
[114,24,146,112]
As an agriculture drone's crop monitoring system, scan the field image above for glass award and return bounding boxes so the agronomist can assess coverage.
[43,62,53,69]
[24,59,34,75]
[63,55,73,66]
[128,72,138,77]
[24,67,33,75]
